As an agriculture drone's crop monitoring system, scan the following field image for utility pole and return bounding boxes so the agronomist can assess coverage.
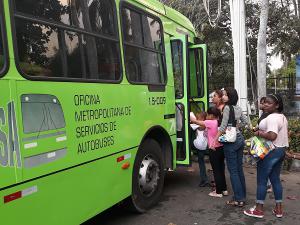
[274,72,277,94]
[229,0,248,113]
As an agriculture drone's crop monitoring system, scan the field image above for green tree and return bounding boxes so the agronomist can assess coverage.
[268,1,300,67]
[161,0,234,91]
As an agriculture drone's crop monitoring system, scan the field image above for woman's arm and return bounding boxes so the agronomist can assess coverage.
[190,118,206,128]
[219,105,230,132]
[255,115,279,141]
[239,112,249,128]
[254,130,277,141]
[214,106,230,143]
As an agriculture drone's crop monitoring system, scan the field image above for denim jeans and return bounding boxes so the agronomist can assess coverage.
[198,150,208,183]
[223,133,246,201]
[256,147,286,204]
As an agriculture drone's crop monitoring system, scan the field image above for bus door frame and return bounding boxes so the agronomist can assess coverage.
[171,35,208,166]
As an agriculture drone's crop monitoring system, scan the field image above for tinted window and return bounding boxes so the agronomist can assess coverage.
[143,17,161,49]
[122,9,142,45]
[171,40,184,99]
[95,38,120,80]
[190,48,204,98]
[122,7,165,85]
[65,31,83,78]
[15,0,70,25]
[16,20,64,77]
[0,4,5,73]
[14,0,120,81]
[15,0,116,34]
[88,0,116,36]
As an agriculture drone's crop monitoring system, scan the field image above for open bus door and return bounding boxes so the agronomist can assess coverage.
[171,36,208,166]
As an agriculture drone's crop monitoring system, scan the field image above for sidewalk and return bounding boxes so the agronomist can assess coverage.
[84,160,300,225]
[179,161,300,224]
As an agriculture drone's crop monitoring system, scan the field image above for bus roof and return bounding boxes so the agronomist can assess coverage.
[134,0,196,35]
[163,5,195,34]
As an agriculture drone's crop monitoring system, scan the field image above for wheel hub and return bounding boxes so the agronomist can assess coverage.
[138,154,160,196]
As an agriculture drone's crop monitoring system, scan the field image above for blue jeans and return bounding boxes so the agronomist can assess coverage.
[256,147,285,204]
[223,133,246,201]
[198,150,208,183]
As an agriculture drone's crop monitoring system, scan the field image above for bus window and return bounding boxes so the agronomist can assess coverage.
[14,0,121,81]
[0,5,5,74]
[122,6,166,85]
[15,0,70,25]
[190,48,205,98]
[171,40,184,99]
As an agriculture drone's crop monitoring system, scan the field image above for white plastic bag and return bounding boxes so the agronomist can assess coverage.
[194,130,208,150]
[218,126,237,143]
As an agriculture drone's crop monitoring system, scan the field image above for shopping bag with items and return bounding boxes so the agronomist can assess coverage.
[249,136,275,159]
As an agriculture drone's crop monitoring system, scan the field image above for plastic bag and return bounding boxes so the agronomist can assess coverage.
[218,126,237,143]
[194,130,208,150]
[249,136,275,159]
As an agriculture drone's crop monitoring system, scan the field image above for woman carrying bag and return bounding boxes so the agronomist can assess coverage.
[244,94,288,219]
[215,87,249,207]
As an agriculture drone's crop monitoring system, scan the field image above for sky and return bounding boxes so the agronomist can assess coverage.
[269,54,284,71]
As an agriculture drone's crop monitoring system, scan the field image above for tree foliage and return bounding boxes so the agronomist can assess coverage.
[160,0,299,95]
[161,0,234,90]
[268,0,300,65]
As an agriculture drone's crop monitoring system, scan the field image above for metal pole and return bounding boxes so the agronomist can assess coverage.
[274,72,277,94]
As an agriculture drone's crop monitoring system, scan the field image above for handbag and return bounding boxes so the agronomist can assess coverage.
[249,136,275,159]
[218,105,237,143]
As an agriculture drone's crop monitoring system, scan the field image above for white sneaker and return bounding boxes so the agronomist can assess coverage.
[222,190,229,196]
[208,191,223,198]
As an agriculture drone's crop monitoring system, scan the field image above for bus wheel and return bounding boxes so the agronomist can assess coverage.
[130,139,165,213]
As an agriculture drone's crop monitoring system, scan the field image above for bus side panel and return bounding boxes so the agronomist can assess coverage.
[0,80,170,225]
[1,148,136,225]
[0,80,17,188]
[15,81,169,180]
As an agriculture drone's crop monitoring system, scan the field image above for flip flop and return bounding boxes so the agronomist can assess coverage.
[226,200,239,206]
[226,200,245,207]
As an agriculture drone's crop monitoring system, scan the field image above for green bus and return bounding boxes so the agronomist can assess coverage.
[0,0,208,224]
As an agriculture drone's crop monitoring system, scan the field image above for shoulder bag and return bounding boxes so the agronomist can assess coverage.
[218,105,237,143]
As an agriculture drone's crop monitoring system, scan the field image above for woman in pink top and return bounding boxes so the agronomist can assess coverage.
[191,107,228,198]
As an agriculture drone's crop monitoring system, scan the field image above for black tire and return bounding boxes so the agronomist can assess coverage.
[129,139,165,213]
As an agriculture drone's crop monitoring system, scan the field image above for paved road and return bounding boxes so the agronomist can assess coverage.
[83,162,300,225]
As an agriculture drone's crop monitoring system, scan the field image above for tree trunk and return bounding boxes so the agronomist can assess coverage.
[257,0,269,101]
